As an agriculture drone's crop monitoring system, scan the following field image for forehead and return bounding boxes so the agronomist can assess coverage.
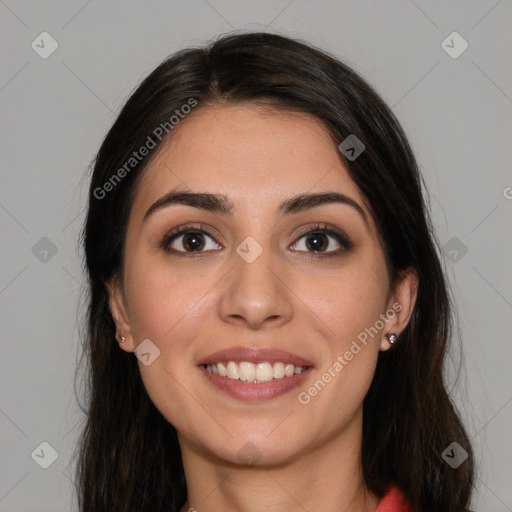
[132,103,371,222]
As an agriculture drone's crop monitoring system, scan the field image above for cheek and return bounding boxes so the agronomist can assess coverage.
[291,253,388,416]
[122,256,218,430]
[123,251,216,345]
[297,254,389,354]
[293,263,386,433]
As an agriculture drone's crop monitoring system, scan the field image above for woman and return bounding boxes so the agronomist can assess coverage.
[75,32,475,511]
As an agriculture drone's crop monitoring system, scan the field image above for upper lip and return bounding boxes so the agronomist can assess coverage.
[197,346,314,367]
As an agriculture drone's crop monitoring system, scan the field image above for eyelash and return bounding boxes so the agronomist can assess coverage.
[160,223,353,259]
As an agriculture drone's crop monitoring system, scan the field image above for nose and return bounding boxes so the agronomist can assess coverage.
[218,242,294,330]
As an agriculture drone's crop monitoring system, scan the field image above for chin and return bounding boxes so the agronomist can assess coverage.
[202,429,308,468]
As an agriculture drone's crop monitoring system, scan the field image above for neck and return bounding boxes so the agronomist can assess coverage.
[178,409,379,512]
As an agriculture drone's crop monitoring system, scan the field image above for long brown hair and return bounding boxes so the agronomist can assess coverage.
[75,32,475,511]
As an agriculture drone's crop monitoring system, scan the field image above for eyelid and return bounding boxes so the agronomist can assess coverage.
[160,222,353,256]
[293,223,349,241]
[290,223,353,253]
[160,223,222,253]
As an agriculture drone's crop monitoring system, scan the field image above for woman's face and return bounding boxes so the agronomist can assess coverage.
[110,104,415,465]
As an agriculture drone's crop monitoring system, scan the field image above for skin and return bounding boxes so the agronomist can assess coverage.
[109,104,418,512]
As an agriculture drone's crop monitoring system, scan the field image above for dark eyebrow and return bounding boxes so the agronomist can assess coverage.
[277,192,368,226]
[143,189,368,227]
[144,190,233,220]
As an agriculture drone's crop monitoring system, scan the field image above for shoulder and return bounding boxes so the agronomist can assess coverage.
[375,485,417,512]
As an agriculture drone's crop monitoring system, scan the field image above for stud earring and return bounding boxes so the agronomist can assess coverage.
[385,333,398,345]
[116,334,126,343]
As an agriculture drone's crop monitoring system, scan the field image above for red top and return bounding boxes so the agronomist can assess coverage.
[375,485,416,511]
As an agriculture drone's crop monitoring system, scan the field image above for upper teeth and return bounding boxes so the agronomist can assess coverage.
[205,361,306,382]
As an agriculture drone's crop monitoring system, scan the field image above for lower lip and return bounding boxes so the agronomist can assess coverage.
[199,366,312,401]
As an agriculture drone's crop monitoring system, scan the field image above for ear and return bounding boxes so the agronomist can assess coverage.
[107,277,136,353]
[380,267,419,351]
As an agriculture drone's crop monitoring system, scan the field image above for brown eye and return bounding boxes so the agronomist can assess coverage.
[304,233,329,252]
[291,226,353,256]
[161,227,221,254]
[181,232,206,252]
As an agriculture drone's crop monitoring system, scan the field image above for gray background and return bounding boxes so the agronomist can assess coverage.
[1,1,511,510]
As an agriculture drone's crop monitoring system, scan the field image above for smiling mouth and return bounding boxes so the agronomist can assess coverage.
[203,361,309,383]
